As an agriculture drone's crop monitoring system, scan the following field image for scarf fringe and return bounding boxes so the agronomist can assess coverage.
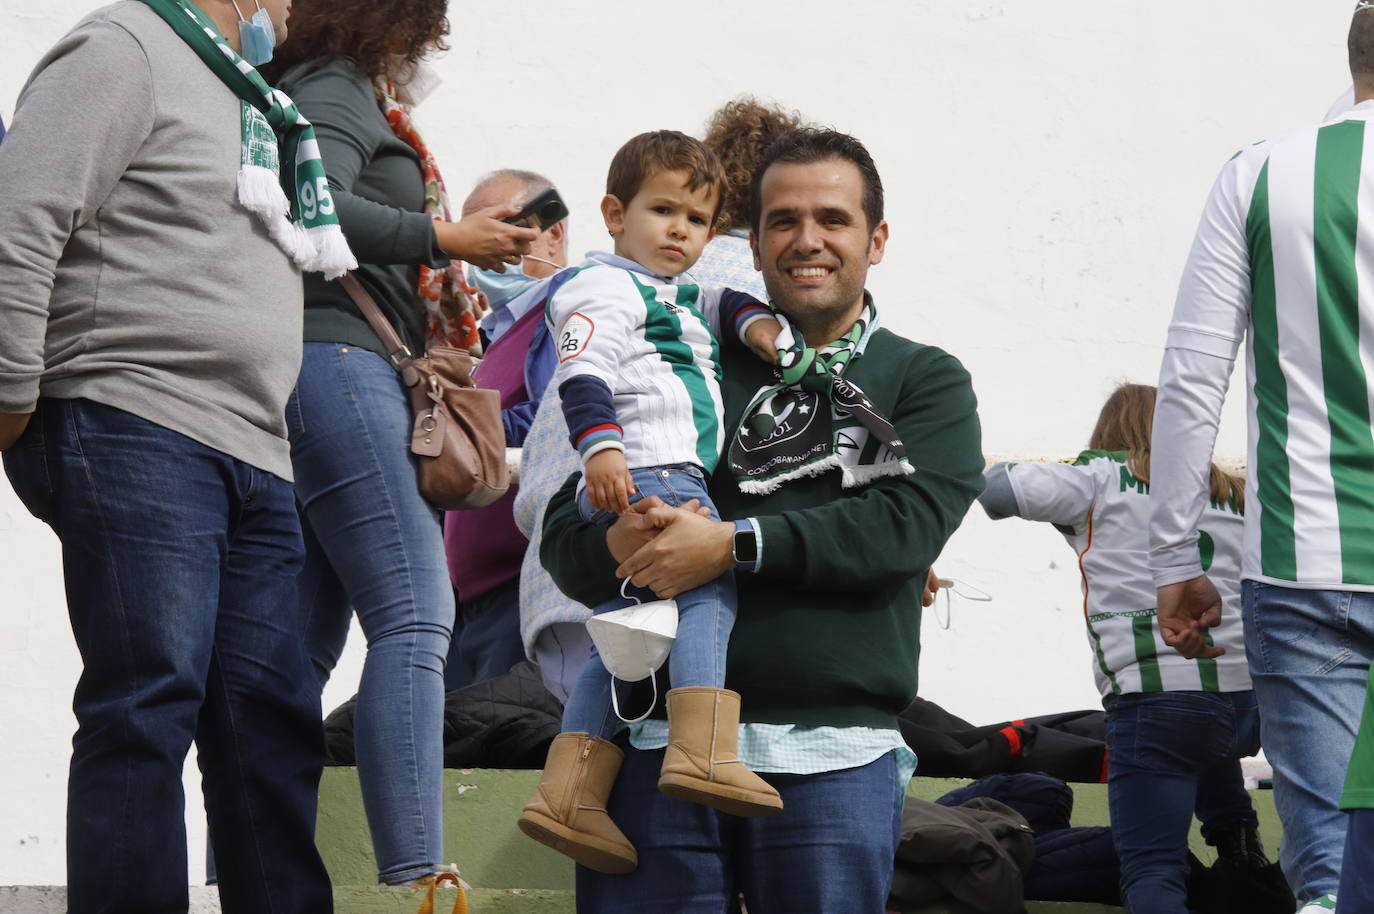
[840,458,915,489]
[736,454,843,495]
[304,223,359,280]
[237,165,355,279]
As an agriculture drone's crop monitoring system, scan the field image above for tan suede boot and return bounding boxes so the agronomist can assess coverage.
[657,687,784,817]
[517,732,637,874]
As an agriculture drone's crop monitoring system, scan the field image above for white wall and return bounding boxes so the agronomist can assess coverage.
[0,0,1353,885]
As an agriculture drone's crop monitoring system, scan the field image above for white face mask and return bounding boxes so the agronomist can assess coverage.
[392,60,444,107]
[585,584,679,723]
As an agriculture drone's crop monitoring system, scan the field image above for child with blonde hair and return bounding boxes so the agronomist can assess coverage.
[980,383,1282,913]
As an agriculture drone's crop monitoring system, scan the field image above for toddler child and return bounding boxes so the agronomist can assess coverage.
[517,130,783,874]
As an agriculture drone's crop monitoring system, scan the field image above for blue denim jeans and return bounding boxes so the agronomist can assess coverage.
[575,744,904,913]
[563,464,735,739]
[1103,690,1261,914]
[289,342,455,884]
[1243,581,1374,902]
[2,398,332,914]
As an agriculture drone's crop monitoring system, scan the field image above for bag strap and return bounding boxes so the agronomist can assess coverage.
[415,871,468,914]
[337,273,420,387]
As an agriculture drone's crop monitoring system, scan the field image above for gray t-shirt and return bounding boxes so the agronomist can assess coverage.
[0,2,303,479]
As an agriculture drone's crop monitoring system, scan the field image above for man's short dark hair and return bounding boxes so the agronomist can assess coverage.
[748,128,884,233]
[1352,4,1374,84]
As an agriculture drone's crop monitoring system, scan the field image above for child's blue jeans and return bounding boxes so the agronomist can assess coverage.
[562,463,736,740]
[1103,689,1262,914]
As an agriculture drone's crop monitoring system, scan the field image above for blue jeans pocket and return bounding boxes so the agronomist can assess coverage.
[1109,693,1233,774]
[3,409,54,526]
[1244,581,1352,675]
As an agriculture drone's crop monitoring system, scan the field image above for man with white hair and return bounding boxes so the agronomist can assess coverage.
[443,169,571,689]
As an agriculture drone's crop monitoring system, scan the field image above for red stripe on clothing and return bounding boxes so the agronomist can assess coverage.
[575,423,622,446]
[1000,726,1023,759]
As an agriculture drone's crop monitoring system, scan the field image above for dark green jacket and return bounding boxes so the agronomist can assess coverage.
[277,59,450,359]
[542,322,985,730]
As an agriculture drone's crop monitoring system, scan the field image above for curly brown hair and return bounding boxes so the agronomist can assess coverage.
[260,0,450,83]
[702,96,807,233]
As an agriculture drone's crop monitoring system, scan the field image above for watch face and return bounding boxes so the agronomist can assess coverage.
[734,527,758,563]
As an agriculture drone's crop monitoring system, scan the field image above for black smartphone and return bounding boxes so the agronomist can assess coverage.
[502,187,569,231]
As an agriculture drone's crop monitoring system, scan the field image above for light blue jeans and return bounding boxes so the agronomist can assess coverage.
[1242,581,1374,903]
[563,463,735,739]
[289,342,455,884]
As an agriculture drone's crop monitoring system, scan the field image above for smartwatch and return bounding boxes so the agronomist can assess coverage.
[732,521,759,568]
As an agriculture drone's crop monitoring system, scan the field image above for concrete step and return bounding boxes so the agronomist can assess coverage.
[311,768,1283,912]
[2,771,1281,913]
[0,885,1131,913]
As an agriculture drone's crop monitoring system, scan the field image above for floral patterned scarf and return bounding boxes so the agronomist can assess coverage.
[373,77,485,354]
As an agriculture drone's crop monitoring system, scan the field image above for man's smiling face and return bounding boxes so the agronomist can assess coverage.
[752,157,888,345]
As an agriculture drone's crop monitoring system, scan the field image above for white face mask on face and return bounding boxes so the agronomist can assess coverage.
[392,59,444,107]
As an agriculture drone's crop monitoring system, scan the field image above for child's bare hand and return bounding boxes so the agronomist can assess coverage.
[744,316,783,364]
[585,450,636,515]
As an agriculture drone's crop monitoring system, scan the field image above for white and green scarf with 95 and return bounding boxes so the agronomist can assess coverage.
[138,0,356,278]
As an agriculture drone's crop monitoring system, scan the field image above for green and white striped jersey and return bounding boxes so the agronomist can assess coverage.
[993,451,1251,698]
[1152,102,1374,591]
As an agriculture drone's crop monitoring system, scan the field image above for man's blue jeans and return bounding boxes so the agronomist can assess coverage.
[289,342,455,884]
[1243,581,1374,902]
[1103,690,1261,914]
[2,398,332,914]
[565,464,734,738]
[575,744,905,913]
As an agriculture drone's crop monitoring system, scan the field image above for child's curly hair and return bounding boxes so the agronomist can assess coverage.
[260,0,450,83]
[702,97,807,233]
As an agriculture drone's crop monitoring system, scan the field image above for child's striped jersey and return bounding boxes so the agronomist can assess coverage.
[548,252,751,474]
[989,450,1251,698]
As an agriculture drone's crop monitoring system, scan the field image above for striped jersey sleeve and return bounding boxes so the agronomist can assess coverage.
[1155,110,1374,591]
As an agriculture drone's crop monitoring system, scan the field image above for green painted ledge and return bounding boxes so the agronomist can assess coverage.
[319,768,1282,914]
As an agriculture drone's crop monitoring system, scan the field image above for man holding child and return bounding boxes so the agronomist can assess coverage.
[539,128,985,911]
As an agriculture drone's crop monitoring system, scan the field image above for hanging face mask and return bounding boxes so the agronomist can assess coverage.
[231,0,277,67]
[468,260,540,312]
[585,580,678,723]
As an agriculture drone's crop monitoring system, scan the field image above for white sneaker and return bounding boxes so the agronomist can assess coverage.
[1298,894,1338,913]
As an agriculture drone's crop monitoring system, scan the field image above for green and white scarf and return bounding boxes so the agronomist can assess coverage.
[138,0,356,278]
[729,297,913,494]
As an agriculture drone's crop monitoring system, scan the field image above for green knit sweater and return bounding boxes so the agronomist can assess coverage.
[541,323,985,730]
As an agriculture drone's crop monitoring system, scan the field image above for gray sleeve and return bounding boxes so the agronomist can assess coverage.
[280,63,447,267]
[978,462,1020,519]
[0,21,155,412]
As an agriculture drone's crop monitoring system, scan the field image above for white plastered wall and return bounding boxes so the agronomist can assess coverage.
[0,0,1353,885]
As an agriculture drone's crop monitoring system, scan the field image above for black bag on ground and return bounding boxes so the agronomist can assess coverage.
[323,660,562,768]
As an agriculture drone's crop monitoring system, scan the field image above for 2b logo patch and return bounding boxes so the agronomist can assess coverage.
[558,312,595,361]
